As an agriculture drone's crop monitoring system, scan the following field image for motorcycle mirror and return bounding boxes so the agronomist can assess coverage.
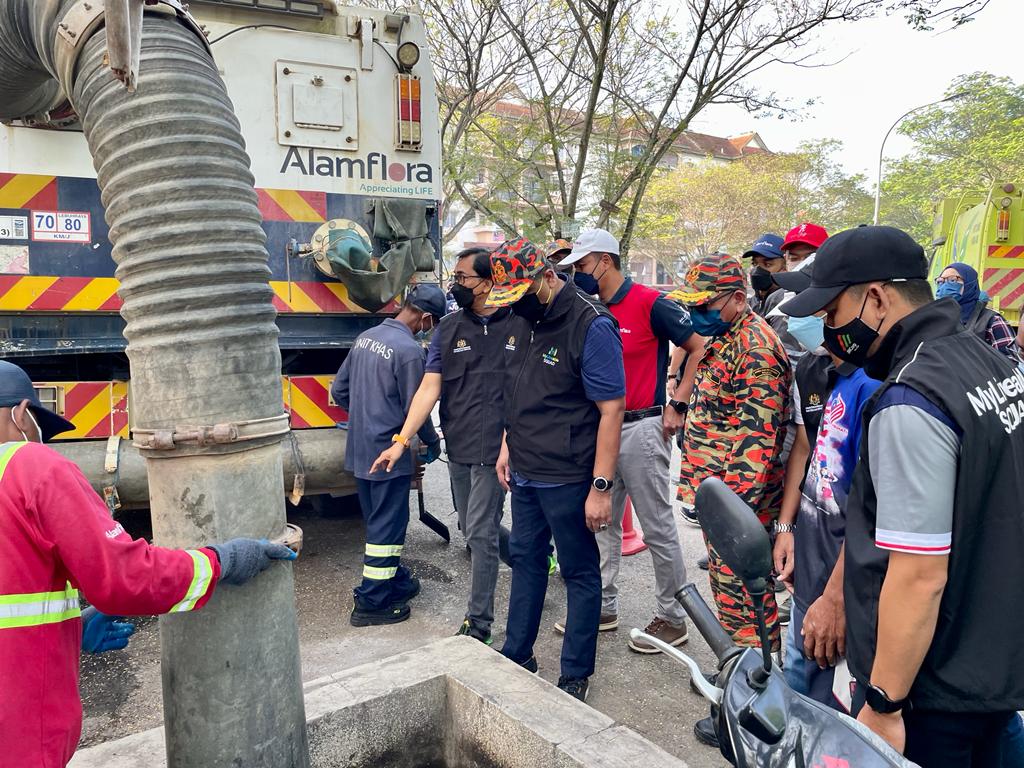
[696,478,775,685]
[695,478,773,591]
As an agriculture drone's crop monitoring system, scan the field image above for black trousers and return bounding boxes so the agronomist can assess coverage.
[904,709,1020,768]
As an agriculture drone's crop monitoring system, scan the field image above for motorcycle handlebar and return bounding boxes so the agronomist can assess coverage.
[675,583,737,664]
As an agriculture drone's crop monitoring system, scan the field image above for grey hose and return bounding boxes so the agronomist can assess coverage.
[71,17,283,428]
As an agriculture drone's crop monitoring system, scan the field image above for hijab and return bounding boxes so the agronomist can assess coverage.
[945,262,981,324]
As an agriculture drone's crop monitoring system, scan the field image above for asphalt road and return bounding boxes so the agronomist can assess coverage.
[79,450,766,767]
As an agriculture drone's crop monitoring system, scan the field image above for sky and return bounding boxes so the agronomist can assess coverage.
[690,0,1024,181]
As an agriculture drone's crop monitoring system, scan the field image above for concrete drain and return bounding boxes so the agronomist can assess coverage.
[71,637,688,768]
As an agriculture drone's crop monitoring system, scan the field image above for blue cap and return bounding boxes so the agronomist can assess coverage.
[0,361,75,441]
[406,283,447,321]
[742,234,784,260]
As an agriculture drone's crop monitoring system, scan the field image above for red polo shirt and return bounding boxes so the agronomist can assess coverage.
[606,279,694,411]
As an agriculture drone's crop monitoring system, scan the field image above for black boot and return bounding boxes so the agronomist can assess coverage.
[350,599,411,627]
[694,714,720,748]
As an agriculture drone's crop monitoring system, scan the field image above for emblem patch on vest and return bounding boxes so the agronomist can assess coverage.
[453,338,472,353]
[542,347,560,366]
[505,335,516,351]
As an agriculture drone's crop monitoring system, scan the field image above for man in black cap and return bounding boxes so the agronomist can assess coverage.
[331,283,446,628]
[781,226,1024,765]
[0,361,295,767]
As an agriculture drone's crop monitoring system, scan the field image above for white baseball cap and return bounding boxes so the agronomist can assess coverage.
[558,228,620,266]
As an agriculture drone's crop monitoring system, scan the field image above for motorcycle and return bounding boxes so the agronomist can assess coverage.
[630,477,914,768]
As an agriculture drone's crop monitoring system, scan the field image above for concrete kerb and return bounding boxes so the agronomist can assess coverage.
[71,636,688,768]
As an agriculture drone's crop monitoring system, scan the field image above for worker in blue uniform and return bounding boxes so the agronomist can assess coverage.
[331,284,446,626]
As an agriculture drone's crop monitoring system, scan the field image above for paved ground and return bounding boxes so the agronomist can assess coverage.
[79,452,763,767]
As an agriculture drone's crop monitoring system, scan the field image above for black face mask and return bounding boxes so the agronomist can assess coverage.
[450,282,477,309]
[822,290,881,367]
[750,266,776,294]
[512,280,552,323]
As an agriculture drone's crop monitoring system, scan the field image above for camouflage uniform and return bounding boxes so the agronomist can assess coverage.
[669,256,791,650]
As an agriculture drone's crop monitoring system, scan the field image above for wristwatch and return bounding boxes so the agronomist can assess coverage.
[592,476,612,493]
[864,683,910,715]
[668,399,688,415]
[773,521,796,534]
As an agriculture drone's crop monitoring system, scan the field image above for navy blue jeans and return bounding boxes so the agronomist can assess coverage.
[354,476,415,610]
[501,479,599,680]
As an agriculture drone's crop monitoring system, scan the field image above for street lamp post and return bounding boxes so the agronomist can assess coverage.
[873,93,966,225]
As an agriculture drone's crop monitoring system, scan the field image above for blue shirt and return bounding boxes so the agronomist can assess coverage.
[331,318,439,481]
[793,367,881,610]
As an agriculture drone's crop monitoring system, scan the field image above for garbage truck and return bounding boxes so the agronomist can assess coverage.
[930,182,1023,326]
[0,0,442,508]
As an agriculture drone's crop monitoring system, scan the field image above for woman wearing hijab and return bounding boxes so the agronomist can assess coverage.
[935,262,1021,362]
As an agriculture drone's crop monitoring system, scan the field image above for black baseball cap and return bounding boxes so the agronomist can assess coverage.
[0,360,75,441]
[772,254,815,295]
[406,283,447,321]
[779,226,927,317]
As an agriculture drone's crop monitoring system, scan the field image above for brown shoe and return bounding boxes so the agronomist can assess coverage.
[553,613,619,635]
[627,616,689,654]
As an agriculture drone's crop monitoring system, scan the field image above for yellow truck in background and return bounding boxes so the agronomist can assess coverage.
[931,182,1024,326]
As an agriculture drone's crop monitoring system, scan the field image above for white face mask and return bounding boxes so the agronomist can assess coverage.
[11,408,41,443]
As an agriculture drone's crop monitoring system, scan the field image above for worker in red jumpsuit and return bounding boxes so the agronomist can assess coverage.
[0,361,297,768]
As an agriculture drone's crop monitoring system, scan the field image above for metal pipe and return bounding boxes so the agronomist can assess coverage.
[873,92,967,226]
[0,3,310,765]
[53,429,357,507]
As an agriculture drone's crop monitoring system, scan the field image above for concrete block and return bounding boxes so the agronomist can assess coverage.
[72,636,689,768]
[559,724,689,768]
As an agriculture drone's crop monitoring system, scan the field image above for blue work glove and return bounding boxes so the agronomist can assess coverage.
[81,606,135,654]
[423,439,443,464]
[210,538,298,586]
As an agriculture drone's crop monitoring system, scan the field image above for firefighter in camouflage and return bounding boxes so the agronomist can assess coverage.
[669,254,790,651]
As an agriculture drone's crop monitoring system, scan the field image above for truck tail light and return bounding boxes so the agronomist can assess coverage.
[396,74,422,150]
[997,206,1011,242]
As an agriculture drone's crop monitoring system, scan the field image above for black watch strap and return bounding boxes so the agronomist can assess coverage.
[865,683,909,714]
[668,399,688,415]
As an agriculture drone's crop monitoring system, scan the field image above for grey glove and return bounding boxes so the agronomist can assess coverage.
[209,538,297,586]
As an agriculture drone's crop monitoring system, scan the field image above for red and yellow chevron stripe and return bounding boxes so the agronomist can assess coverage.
[44,381,129,440]
[51,375,346,441]
[257,188,327,222]
[283,375,348,428]
[0,173,57,210]
[0,276,389,314]
[983,267,1024,309]
[988,245,1024,259]
[0,276,122,311]
[269,279,396,313]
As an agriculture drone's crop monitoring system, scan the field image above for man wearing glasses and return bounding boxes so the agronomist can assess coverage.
[669,253,791,749]
[370,248,512,645]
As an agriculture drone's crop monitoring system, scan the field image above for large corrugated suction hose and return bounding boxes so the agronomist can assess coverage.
[0,4,310,766]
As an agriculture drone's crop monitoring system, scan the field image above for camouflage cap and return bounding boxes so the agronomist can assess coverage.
[544,239,573,259]
[486,238,547,307]
[667,253,746,307]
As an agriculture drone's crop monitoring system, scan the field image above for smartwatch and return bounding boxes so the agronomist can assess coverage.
[668,399,688,415]
[864,683,910,715]
[592,476,612,493]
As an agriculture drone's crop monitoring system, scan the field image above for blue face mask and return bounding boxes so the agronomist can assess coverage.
[690,307,732,337]
[935,281,964,301]
[573,270,599,295]
[787,314,824,352]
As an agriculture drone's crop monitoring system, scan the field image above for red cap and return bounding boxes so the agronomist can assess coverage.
[781,222,828,252]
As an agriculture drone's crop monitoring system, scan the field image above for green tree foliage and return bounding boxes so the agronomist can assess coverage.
[633,140,872,276]
[879,73,1024,242]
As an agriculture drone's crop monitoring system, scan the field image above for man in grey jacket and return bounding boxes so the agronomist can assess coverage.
[331,284,445,626]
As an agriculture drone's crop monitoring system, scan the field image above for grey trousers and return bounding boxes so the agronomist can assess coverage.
[450,461,506,632]
[598,415,687,624]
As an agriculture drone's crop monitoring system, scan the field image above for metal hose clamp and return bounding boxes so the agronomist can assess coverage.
[133,413,291,456]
